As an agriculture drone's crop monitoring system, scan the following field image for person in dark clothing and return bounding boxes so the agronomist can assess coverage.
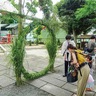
[83,43,88,54]
[87,35,96,72]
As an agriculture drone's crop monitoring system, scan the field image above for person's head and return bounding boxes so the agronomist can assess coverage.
[86,55,92,63]
[65,35,72,40]
[71,37,74,41]
[67,44,77,52]
[90,35,96,42]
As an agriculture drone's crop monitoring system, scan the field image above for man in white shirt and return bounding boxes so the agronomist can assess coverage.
[61,35,76,77]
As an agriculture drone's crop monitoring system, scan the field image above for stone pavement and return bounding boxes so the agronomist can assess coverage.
[0,44,96,96]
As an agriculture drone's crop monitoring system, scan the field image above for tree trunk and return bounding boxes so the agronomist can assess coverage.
[73,30,77,46]
[15,68,22,86]
[49,58,55,72]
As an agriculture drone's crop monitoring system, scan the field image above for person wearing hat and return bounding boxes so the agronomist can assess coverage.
[87,35,96,72]
[61,35,76,77]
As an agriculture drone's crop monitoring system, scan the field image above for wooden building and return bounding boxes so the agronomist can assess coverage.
[77,35,94,49]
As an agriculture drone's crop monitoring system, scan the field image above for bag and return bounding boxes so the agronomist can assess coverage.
[67,65,78,83]
[87,48,93,53]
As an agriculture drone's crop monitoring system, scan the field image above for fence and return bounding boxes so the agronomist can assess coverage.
[0,34,14,44]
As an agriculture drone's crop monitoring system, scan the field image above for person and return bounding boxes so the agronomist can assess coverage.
[61,35,76,77]
[71,37,76,47]
[83,43,88,54]
[87,35,96,72]
[86,55,94,91]
[67,44,90,96]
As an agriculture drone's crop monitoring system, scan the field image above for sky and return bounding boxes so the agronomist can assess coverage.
[0,0,18,12]
[52,0,60,5]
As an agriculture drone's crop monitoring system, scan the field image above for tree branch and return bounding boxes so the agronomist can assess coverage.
[0,10,42,21]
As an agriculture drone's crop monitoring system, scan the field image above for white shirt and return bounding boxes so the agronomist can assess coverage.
[61,40,76,61]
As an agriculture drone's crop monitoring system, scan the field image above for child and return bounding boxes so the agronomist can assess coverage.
[86,55,94,91]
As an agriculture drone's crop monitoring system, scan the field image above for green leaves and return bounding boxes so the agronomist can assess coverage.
[42,15,61,33]
[39,0,53,19]
[75,0,96,20]
[10,0,19,11]
[35,25,42,35]
[26,1,38,15]
[8,0,61,82]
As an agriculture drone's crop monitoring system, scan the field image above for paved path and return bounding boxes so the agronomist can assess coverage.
[0,44,96,96]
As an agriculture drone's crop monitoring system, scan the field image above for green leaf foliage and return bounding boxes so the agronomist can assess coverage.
[56,0,96,38]
[26,1,38,15]
[0,13,18,24]
[9,0,19,11]
[7,0,61,82]
[75,0,96,20]
[39,0,53,19]
[35,25,42,35]
[56,0,85,16]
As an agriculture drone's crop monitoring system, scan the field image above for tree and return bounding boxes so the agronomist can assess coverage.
[75,0,96,20]
[56,0,95,43]
[75,0,96,30]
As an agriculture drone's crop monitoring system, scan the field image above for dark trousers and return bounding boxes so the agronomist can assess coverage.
[64,61,71,76]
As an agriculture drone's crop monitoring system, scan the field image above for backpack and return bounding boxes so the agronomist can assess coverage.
[74,49,86,65]
[74,49,87,76]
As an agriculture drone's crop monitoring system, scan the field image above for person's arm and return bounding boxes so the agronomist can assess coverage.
[71,52,79,68]
[64,53,66,60]
[71,41,76,47]
[61,41,67,56]
[71,53,77,64]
